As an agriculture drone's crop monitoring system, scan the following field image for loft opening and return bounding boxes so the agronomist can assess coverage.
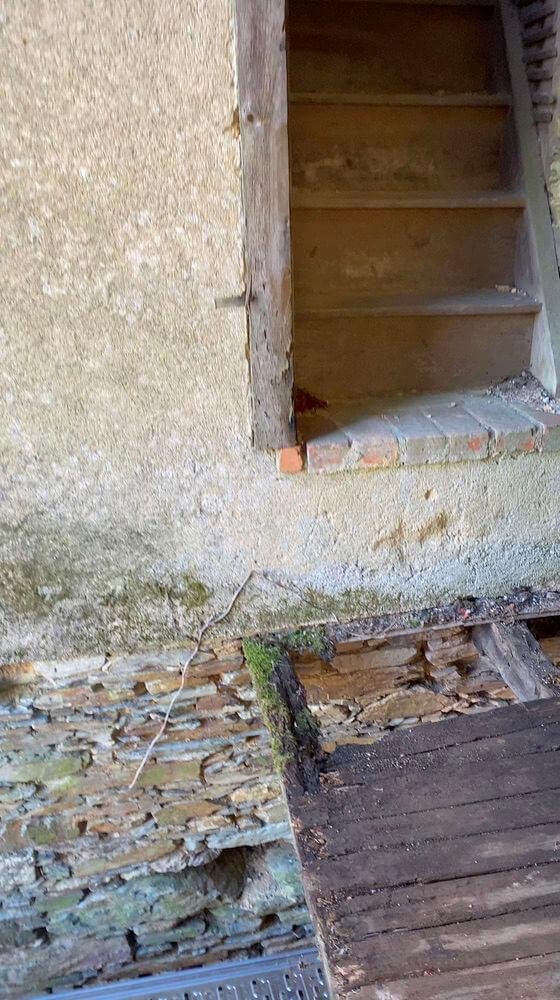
[236,0,560,460]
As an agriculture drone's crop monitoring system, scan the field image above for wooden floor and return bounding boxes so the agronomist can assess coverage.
[287,699,560,999]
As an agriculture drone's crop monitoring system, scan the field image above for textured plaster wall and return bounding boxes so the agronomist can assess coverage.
[1,0,560,662]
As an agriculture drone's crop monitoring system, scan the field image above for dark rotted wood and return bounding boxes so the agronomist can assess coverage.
[286,699,560,998]
[473,621,560,699]
[350,953,560,999]
[313,783,560,858]
[326,693,560,758]
[333,863,560,935]
[235,0,296,450]
[268,651,324,792]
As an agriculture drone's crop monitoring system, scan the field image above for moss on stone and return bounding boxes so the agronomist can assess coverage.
[41,891,83,915]
[101,572,212,615]
[136,759,200,789]
[0,754,85,786]
[245,584,394,640]
[281,625,330,660]
[176,573,213,608]
[242,639,296,773]
[0,559,74,615]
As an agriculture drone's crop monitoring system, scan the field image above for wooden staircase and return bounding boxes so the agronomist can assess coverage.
[287,0,558,415]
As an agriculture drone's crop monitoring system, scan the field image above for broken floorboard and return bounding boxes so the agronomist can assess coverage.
[286,699,560,999]
[473,620,560,700]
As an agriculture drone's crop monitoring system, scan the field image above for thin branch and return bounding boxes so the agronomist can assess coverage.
[128,570,254,789]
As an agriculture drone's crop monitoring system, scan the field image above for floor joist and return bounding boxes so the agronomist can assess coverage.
[473,621,560,700]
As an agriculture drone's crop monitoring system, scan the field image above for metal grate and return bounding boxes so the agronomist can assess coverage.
[39,949,330,1000]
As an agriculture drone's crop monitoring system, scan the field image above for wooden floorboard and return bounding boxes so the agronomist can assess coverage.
[352,953,560,999]
[287,699,560,998]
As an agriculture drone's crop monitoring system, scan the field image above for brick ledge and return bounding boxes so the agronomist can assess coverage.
[278,390,560,474]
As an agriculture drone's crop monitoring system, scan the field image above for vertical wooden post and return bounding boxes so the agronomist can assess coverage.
[235,0,296,449]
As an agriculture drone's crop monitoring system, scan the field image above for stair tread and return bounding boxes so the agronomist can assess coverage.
[297,289,542,316]
[290,91,512,106]
[292,190,526,210]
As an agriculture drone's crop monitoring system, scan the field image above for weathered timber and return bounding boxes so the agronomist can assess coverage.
[473,620,560,698]
[235,0,296,449]
[264,587,560,653]
[244,641,323,791]
[286,699,560,998]
[349,953,560,999]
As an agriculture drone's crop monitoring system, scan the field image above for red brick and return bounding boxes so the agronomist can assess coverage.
[532,410,560,453]
[384,410,448,465]
[463,396,542,456]
[422,403,490,462]
[278,445,305,474]
[345,417,399,469]
[306,431,350,473]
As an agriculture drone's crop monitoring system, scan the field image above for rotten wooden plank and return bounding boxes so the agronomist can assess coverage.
[235,0,296,450]
[333,862,560,936]
[286,698,560,998]
[473,620,560,698]
[350,952,560,999]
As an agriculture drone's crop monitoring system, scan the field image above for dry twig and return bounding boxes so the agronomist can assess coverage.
[128,570,254,789]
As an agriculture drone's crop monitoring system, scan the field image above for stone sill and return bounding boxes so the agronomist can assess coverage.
[278,388,560,475]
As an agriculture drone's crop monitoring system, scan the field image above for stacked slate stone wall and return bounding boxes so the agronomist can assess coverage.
[0,628,515,996]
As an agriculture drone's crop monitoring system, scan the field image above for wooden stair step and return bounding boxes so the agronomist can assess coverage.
[292,207,520,302]
[289,1,495,96]
[290,91,512,105]
[292,191,526,209]
[290,102,509,195]
[519,0,556,25]
[296,289,541,316]
[295,313,534,399]
[284,0,557,408]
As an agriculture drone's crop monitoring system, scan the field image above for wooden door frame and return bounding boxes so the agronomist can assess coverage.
[235,0,560,439]
[235,0,296,449]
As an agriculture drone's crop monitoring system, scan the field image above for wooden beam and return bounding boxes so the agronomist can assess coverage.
[472,621,560,700]
[235,0,296,449]
[244,642,323,791]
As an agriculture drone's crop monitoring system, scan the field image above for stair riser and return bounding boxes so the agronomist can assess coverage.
[296,315,534,398]
[290,104,509,194]
[292,208,521,304]
[289,1,495,95]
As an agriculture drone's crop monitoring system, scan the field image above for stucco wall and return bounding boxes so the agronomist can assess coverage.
[2,0,560,663]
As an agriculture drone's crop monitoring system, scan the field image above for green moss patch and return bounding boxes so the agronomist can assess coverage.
[242,640,297,773]
[281,625,330,660]
[243,639,323,777]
